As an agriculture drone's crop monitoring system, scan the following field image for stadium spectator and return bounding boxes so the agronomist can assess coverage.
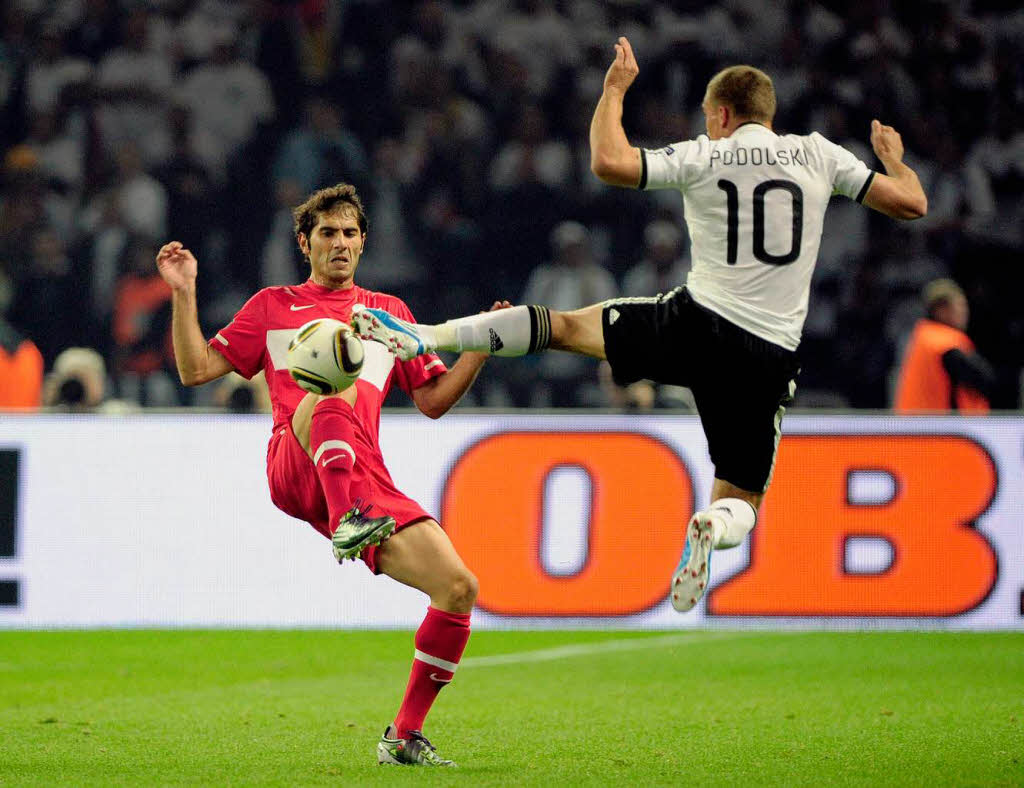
[352,138,425,299]
[156,183,493,766]
[353,43,928,618]
[260,177,307,288]
[621,220,690,297]
[64,0,121,64]
[93,8,174,166]
[42,346,137,413]
[271,94,367,197]
[893,278,993,414]
[154,106,219,266]
[212,371,271,414]
[22,108,85,202]
[1,1,1023,409]
[489,102,573,193]
[111,237,176,405]
[0,272,43,410]
[24,23,92,116]
[175,32,275,184]
[7,224,86,365]
[516,220,617,406]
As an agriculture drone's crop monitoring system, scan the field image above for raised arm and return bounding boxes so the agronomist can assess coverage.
[589,36,643,188]
[862,120,928,220]
[155,241,235,386]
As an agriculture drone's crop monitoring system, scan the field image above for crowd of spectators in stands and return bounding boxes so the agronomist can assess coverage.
[0,0,1021,410]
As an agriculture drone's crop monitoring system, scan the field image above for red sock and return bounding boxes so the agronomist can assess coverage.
[309,398,358,531]
[394,606,471,738]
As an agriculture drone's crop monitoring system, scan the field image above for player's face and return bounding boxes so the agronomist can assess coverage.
[302,208,365,289]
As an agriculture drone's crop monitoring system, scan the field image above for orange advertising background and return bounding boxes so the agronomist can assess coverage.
[442,429,1003,620]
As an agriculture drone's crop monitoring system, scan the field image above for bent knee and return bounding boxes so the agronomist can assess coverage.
[445,570,479,611]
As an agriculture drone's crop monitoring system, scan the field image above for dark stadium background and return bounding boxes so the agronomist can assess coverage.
[0,0,1021,411]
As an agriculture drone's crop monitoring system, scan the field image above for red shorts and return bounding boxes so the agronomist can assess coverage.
[265,422,433,574]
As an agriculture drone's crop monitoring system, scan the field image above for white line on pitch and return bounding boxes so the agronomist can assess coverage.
[460,631,753,668]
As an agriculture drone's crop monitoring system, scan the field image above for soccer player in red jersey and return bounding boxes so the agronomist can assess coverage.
[156,183,499,767]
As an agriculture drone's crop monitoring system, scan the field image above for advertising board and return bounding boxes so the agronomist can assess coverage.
[0,413,1020,629]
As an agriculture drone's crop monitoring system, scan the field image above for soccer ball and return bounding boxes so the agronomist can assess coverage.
[287,318,364,395]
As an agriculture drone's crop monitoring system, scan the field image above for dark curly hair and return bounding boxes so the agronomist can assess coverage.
[292,183,368,254]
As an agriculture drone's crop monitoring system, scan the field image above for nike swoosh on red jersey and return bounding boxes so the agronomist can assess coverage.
[290,304,316,311]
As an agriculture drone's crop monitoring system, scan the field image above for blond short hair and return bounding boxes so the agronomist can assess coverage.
[705,66,776,124]
[923,278,966,317]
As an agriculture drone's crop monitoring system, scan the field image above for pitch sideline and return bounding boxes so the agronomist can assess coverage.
[461,631,760,668]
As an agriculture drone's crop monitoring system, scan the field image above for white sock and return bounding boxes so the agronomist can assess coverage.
[427,305,551,357]
[706,498,757,550]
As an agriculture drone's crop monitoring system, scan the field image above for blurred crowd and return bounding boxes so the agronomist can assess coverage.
[0,0,1021,411]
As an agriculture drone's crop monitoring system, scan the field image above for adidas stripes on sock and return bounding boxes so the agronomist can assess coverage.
[430,305,551,357]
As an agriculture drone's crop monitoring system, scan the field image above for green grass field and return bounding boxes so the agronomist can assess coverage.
[2,629,1021,786]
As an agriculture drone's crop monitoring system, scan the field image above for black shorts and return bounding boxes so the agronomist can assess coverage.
[602,287,799,493]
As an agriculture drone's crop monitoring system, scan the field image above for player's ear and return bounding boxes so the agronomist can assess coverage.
[298,233,310,256]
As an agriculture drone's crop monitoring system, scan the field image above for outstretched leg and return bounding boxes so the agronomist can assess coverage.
[352,303,607,360]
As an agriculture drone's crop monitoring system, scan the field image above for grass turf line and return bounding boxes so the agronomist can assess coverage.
[1,630,1021,786]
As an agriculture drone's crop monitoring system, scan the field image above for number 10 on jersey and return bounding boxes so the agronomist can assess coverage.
[717,179,804,266]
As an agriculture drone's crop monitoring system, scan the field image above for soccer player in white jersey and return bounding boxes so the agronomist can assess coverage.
[352,37,927,613]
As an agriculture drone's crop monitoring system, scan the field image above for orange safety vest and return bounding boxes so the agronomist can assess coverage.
[894,319,989,413]
[0,334,43,409]
[113,275,173,374]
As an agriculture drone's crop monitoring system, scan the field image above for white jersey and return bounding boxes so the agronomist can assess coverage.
[641,123,875,350]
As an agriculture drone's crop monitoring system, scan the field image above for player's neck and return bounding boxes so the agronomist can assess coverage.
[724,119,772,137]
[310,274,356,291]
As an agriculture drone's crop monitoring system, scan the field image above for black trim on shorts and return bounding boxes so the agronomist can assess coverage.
[638,148,648,190]
[855,171,876,203]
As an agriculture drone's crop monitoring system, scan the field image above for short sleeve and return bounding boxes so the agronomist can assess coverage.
[812,132,876,202]
[640,137,708,192]
[386,299,447,395]
[209,291,267,379]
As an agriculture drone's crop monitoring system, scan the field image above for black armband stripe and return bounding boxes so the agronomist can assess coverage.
[638,149,648,190]
[855,171,876,203]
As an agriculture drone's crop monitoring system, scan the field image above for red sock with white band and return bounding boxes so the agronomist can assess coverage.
[310,398,358,531]
[393,606,471,738]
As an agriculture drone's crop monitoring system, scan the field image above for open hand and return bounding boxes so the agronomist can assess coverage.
[156,242,198,291]
[870,120,904,164]
[603,36,639,95]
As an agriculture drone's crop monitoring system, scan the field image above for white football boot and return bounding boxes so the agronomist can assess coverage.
[350,305,428,361]
[670,511,719,612]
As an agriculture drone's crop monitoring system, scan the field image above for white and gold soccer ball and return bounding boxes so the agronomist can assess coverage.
[287,318,364,395]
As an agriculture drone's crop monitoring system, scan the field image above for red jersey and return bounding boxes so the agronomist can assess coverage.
[209,279,447,440]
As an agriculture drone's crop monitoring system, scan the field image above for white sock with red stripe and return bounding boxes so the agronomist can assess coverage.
[707,498,757,550]
[393,606,471,738]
